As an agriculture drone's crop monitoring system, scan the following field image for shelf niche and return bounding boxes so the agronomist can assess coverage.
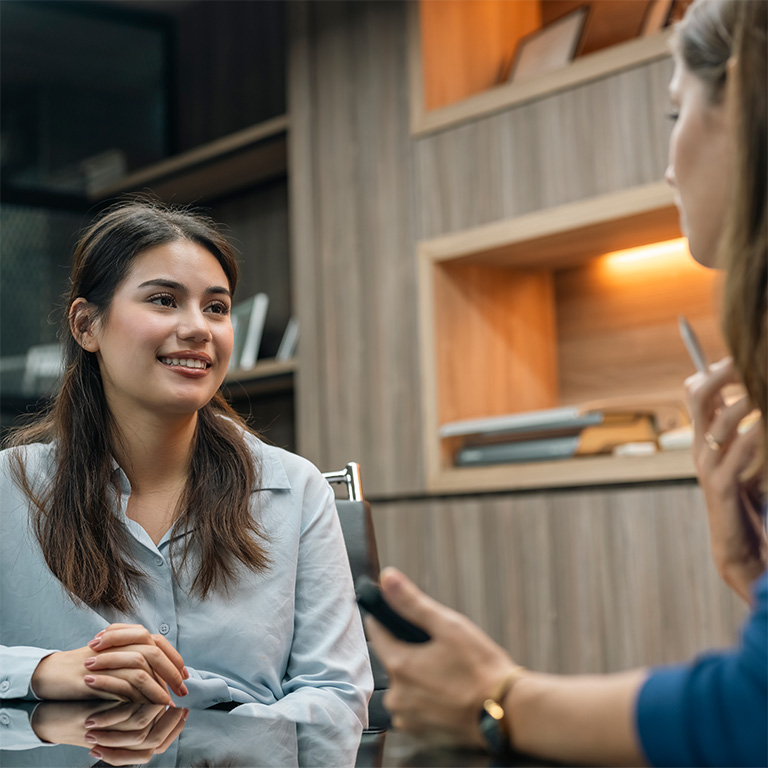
[419,182,727,493]
[412,0,681,135]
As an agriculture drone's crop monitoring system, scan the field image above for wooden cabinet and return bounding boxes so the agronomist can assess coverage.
[410,0,679,135]
[419,181,727,493]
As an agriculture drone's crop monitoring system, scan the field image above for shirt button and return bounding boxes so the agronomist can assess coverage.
[0,713,10,725]
[0,681,9,693]
[159,623,170,635]
[156,556,164,566]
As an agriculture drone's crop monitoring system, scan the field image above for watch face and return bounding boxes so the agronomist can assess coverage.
[479,709,507,756]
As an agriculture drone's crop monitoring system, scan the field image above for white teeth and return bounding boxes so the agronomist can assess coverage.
[160,357,208,369]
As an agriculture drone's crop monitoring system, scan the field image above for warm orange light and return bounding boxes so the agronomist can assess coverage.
[601,238,690,268]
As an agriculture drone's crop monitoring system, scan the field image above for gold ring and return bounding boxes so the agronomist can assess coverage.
[704,431,722,451]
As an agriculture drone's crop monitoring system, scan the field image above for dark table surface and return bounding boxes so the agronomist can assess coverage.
[0,700,555,768]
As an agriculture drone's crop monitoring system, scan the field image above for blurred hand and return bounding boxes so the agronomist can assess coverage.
[31,623,188,704]
[365,567,517,745]
[31,700,187,766]
[685,357,767,603]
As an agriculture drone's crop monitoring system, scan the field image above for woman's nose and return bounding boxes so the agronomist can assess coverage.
[178,308,212,342]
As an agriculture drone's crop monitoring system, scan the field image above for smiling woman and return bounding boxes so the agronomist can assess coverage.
[0,199,372,739]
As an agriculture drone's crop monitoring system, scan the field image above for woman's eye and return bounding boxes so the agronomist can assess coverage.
[206,301,230,315]
[149,293,176,308]
[666,111,679,123]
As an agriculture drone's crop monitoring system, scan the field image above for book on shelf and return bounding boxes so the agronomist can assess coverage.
[229,293,269,371]
[441,398,689,443]
[455,414,658,467]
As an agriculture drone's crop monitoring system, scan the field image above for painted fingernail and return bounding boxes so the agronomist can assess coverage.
[84,675,96,685]
[88,638,101,649]
[95,629,106,637]
[83,657,96,667]
[89,749,102,759]
[180,684,188,696]
[84,733,98,744]
[84,719,96,728]
[183,667,190,679]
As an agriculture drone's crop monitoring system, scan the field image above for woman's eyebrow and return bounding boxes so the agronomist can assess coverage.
[137,278,231,297]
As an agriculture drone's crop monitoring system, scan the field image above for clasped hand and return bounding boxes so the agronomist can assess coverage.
[31,623,189,704]
[31,699,187,766]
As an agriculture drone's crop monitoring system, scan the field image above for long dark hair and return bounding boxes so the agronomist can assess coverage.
[676,0,767,477]
[7,199,270,612]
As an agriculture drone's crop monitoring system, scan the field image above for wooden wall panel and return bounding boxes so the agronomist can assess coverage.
[414,55,674,239]
[288,1,423,494]
[371,483,747,674]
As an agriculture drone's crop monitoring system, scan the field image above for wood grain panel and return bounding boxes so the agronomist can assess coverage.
[287,1,423,495]
[555,248,727,405]
[420,0,541,111]
[414,56,674,239]
[434,261,558,424]
[371,483,747,674]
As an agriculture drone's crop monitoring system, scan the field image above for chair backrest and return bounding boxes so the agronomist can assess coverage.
[323,463,389,732]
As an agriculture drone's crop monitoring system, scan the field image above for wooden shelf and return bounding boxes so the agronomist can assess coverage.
[428,450,696,495]
[409,2,672,136]
[91,114,289,203]
[418,182,725,493]
[223,357,296,398]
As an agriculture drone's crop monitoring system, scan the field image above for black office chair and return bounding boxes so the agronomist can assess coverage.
[323,463,390,768]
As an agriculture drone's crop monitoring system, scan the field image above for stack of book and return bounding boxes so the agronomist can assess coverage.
[441,406,662,467]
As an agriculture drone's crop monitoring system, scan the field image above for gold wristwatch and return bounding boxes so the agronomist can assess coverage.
[478,666,526,756]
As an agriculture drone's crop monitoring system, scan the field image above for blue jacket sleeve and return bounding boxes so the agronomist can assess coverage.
[635,571,767,767]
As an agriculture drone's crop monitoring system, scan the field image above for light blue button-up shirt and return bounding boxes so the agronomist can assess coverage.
[0,436,372,730]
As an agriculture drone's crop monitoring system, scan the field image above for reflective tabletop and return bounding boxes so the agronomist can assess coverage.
[0,700,554,767]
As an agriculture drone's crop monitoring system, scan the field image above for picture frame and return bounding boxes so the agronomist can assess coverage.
[276,316,299,361]
[640,0,675,37]
[229,293,269,371]
[509,6,590,83]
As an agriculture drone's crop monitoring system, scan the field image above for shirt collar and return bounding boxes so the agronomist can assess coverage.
[245,434,292,492]
[108,436,293,494]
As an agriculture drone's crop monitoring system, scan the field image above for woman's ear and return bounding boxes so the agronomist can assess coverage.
[69,298,99,352]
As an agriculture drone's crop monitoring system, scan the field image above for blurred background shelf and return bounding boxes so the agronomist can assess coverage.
[224,357,296,398]
[91,115,289,205]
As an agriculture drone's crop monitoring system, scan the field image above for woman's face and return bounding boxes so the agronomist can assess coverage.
[84,239,234,423]
[666,57,735,267]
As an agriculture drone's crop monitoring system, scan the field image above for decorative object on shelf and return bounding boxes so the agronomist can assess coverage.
[509,6,589,83]
[640,0,675,37]
[229,293,269,371]
[276,316,299,361]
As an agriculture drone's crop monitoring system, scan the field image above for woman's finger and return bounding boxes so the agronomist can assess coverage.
[87,708,186,755]
[84,703,163,732]
[84,670,171,706]
[142,707,187,752]
[85,647,188,697]
[89,746,155,766]
[150,710,188,755]
[684,357,738,424]
[706,397,755,450]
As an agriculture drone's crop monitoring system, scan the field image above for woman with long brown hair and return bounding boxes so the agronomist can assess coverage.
[0,201,372,732]
[368,0,766,764]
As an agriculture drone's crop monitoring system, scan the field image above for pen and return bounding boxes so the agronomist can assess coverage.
[678,315,709,373]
